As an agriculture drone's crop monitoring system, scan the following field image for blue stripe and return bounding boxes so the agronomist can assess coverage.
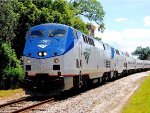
[64,27,74,54]
[111,47,115,59]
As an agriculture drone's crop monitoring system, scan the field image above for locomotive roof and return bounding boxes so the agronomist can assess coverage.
[29,23,69,30]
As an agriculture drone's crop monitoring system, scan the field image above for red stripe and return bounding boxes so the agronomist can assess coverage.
[61,74,77,77]
[27,73,78,77]
[49,74,77,77]
[49,74,57,76]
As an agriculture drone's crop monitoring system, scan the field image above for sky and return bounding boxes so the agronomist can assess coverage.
[93,0,150,56]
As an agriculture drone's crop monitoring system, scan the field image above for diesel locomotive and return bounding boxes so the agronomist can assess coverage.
[23,23,150,96]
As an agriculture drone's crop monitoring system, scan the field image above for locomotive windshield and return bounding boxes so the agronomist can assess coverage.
[30,30,45,38]
[48,29,66,37]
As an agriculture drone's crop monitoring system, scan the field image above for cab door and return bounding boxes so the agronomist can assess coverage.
[75,30,83,74]
[79,41,82,70]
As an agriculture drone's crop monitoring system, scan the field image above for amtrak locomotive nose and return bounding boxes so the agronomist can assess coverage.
[23,23,75,76]
[23,24,71,58]
[23,23,77,95]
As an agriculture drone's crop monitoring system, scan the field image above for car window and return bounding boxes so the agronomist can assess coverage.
[30,30,44,38]
[48,29,66,37]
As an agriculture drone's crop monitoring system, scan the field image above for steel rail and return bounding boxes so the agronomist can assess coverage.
[0,97,29,108]
[11,98,54,113]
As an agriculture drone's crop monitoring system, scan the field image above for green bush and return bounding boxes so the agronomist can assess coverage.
[0,40,24,90]
[1,67,23,89]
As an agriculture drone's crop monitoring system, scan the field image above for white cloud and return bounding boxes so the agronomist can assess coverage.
[122,28,150,40]
[114,18,128,22]
[144,16,150,27]
[95,28,150,56]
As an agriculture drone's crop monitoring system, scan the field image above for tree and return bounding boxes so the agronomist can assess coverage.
[0,39,23,89]
[132,46,150,60]
[71,16,89,34]
[70,0,105,32]
[32,0,53,8]
[0,1,19,43]
[0,1,23,89]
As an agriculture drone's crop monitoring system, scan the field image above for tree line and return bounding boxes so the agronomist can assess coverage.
[0,0,105,89]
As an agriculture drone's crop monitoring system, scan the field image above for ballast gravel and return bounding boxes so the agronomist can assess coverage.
[40,71,150,113]
[0,71,149,113]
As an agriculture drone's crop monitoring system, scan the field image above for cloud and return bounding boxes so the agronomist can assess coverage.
[95,28,150,56]
[144,16,150,27]
[122,28,150,40]
[114,18,128,22]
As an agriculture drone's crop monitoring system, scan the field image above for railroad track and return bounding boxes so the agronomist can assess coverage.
[0,96,54,113]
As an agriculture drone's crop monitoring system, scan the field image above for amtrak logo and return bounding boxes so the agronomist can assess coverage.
[38,44,47,48]
[83,51,90,64]
[38,40,50,48]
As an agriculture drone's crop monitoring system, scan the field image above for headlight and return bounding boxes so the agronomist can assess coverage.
[54,59,59,63]
[26,59,30,64]
[43,52,47,56]
[38,52,42,56]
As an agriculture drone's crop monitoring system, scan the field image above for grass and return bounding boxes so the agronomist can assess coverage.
[122,75,150,113]
[0,89,23,97]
